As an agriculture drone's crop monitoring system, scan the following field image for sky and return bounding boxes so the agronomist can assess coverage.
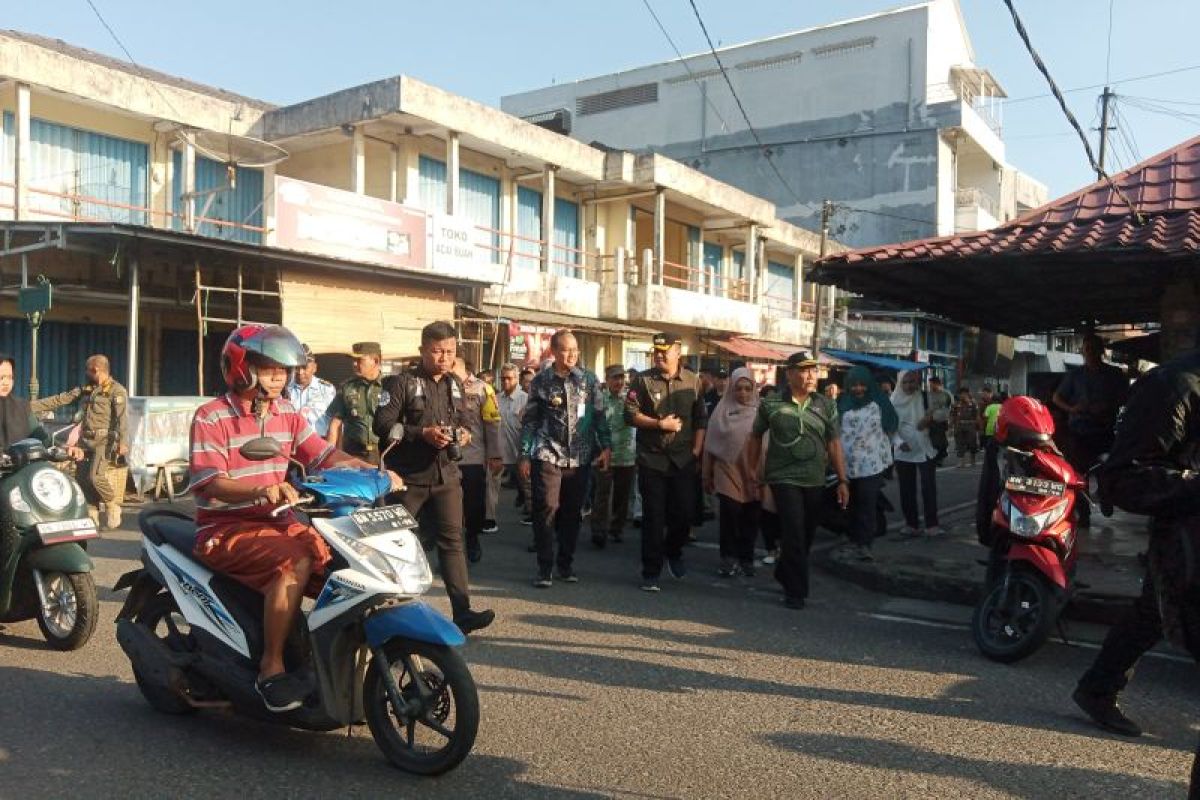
[6,0,1199,199]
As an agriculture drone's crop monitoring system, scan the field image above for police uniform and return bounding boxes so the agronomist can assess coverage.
[623,332,708,581]
[373,362,475,618]
[34,376,130,529]
[328,342,384,465]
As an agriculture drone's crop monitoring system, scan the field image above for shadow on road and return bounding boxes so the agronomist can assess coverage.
[761,731,1188,798]
[0,665,605,799]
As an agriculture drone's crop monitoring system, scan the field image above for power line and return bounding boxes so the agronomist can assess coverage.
[83,0,186,123]
[684,0,806,208]
[1000,0,1141,221]
[1004,63,1200,105]
[639,0,732,136]
[836,204,939,228]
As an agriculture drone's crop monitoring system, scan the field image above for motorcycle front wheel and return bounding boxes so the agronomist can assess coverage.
[972,567,1057,663]
[35,570,98,651]
[364,639,479,776]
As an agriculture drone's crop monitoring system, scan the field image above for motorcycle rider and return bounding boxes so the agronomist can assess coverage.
[1072,346,1200,795]
[189,324,399,713]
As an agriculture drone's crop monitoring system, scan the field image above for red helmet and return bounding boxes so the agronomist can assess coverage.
[220,324,307,391]
[995,396,1055,447]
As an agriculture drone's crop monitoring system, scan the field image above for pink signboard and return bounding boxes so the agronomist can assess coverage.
[273,176,427,271]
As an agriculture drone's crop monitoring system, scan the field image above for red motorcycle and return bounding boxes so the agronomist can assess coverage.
[972,396,1085,662]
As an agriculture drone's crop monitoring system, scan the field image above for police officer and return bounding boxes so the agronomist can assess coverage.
[328,341,384,464]
[34,354,129,529]
[373,321,494,635]
[624,332,707,592]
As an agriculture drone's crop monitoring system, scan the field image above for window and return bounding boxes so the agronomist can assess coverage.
[553,197,581,277]
[765,260,796,316]
[516,185,542,271]
[703,242,724,293]
[173,151,261,243]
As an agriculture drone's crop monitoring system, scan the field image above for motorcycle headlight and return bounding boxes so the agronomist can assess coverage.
[8,486,31,513]
[1008,504,1068,539]
[331,530,399,584]
[29,469,72,512]
[387,550,433,596]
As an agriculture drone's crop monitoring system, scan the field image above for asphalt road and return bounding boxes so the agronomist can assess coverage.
[1,475,1195,799]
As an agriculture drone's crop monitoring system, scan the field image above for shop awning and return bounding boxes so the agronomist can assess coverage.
[821,348,929,372]
[478,304,658,338]
[706,337,788,361]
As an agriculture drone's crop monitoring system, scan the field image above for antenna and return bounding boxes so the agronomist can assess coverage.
[174,128,288,233]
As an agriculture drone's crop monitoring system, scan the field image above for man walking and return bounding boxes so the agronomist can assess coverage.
[927,374,952,466]
[591,364,636,548]
[287,344,336,439]
[328,341,385,464]
[373,322,494,635]
[519,329,610,587]
[35,354,129,529]
[496,363,530,522]
[453,358,502,563]
[624,332,707,592]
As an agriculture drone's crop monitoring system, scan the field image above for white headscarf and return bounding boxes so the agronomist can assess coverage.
[890,370,922,410]
[703,367,759,465]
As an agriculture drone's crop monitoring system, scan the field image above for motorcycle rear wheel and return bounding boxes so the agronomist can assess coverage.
[35,571,98,651]
[364,639,478,776]
[132,593,197,715]
[972,568,1057,663]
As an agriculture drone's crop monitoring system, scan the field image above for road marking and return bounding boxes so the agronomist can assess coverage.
[859,611,1194,663]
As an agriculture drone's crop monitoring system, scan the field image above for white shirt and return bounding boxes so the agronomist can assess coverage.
[839,402,894,479]
[893,391,938,464]
[287,377,336,437]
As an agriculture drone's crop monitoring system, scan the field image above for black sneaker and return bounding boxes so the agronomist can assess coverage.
[556,570,579,583]
[639,578,660,592]
[666,556,687,579]
[783,595,805,610]
[454,608,495,635]
[255,671,309,713]
[482,519,499,534]
[467,546,482,564]
[532,574,553,589]
[1072,688,1142,737]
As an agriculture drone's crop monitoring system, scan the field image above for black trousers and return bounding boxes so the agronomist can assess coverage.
[896,459,939,528]
[460,464,486,554]
[760,509,780,552]
[396,482,471,617]
[771,483,824,600]
[848,473,885,547]
[718,493,760,563]
[531,461,591,576]
[592,465,635,541]
[639,461,696,579]
[1065,430,1113,524]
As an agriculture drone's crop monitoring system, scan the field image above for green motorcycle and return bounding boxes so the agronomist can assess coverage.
[0,437,99,650]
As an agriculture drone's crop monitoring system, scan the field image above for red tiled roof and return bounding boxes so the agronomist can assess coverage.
[812,135,1200,335]
[821,135,1200,267]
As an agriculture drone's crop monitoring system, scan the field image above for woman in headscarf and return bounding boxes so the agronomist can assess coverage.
[837,366,899,560]
[0,354,48,450]
[891,370,942,536]
[702,367,761,577]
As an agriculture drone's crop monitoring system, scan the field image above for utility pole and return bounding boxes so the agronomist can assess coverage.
[810,199,833,354]
[1096,86,1115,178]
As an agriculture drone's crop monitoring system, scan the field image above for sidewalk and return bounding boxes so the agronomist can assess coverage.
[812,478,1148,625]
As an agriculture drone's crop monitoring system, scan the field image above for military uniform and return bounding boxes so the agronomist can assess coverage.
[373,363,475,617]
[34,377,130,528]
[328,342,385,465]
[623,333,708,582]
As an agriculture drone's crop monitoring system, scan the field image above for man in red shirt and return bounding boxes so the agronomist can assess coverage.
[189,324,399,712]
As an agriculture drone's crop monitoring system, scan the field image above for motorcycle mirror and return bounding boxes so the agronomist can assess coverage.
[239,436,283,462]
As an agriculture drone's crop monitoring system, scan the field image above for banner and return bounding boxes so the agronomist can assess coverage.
[508,323,555,367]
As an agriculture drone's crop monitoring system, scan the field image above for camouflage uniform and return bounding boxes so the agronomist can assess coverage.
[34,378,130,528]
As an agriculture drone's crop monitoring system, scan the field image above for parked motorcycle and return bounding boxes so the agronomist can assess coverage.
[0,436,100,650]
[113,437,479,776]
[972,397,1084,663]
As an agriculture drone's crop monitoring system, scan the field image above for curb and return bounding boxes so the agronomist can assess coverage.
[813,542,1134,626]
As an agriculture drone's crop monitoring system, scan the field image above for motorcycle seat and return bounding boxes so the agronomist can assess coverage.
[141,510,198,555]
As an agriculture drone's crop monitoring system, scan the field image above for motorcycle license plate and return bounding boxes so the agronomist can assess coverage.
[36,518,99,544]
[1004,476,1066,497]
[350,505,417,536]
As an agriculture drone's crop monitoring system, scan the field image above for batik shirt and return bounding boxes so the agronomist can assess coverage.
[839,402,893,479]
[600,389,637,467]
[521,365,611,467]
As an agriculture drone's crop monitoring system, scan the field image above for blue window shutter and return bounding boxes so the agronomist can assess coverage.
[516,186,542,270]
[419,155,447,213]
[458,168,500,254]
[703,242,724,293]
[765,260,795,315]
[552,197,580,277]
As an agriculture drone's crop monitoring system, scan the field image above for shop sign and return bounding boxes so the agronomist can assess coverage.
[431,213,499,281]
[508,323,555,367]
[274,176,427,271]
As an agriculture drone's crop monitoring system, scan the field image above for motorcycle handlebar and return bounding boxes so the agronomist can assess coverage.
[267,495,314,518]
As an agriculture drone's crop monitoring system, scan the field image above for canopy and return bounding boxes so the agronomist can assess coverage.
[821,348,929,372]
[812,136,1200,335]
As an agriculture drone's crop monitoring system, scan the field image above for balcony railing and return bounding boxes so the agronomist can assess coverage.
[955,187,1000,218]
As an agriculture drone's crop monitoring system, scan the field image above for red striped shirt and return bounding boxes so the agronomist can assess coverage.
[190,393,334,536]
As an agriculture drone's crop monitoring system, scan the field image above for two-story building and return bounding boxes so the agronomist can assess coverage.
[0,30,824,398]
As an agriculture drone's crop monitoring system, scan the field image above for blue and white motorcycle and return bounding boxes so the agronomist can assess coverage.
[113,437,478,776]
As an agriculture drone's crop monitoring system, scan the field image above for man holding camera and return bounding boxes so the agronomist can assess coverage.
[373,321,494,635]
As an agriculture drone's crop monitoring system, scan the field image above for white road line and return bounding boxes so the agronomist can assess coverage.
[859,611,1194,664]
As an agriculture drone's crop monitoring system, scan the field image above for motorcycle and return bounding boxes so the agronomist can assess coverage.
[113,437,479,776]
[0,436,99,650]
[972,397,1084,663]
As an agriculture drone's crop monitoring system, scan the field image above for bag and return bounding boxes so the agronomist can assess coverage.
[930,421,949,453]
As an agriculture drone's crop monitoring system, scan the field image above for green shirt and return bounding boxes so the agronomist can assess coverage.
[983,403,1002,436]
[329,376,384,452]
[753,393,839,488]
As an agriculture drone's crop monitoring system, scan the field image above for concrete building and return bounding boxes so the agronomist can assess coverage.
[0,29,825,401]
[502,0,1047,250]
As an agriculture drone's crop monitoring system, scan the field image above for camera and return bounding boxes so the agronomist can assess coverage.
[445,426,463,462]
